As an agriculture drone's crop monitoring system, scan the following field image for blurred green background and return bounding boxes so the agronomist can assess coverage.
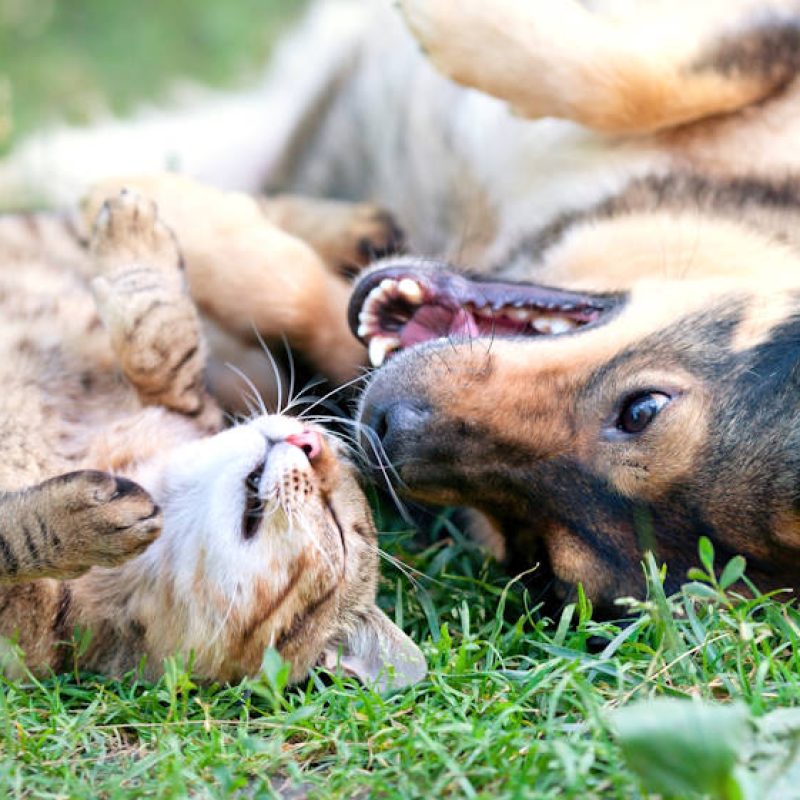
[0,0,307,154]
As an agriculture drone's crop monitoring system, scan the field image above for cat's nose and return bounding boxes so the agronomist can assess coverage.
[285,429,323,461]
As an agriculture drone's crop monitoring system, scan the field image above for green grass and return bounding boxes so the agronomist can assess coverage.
[0,0,307,153]
[2,521,800,799]
[2,3,800,797]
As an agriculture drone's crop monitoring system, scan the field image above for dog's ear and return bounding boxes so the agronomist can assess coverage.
[322,606,426,691]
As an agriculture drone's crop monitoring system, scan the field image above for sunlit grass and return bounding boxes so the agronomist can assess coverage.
[2,522,799,798]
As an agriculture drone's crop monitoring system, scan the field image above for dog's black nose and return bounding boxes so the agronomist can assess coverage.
[363,399,431,456]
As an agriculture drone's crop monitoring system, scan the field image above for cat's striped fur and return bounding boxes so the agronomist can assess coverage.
[0,180,424,688]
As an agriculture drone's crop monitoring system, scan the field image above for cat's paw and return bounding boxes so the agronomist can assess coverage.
[88,188,182,277]
[45,470,162,573]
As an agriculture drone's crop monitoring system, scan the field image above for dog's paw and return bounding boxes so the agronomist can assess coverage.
[338,205,405,276]
[46,470,162,573]
[88,188,182,277]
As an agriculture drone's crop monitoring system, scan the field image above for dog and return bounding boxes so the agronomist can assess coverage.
[6,0,800,608]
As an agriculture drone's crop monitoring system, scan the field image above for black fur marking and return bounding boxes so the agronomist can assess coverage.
[0,532,19,575]
[325,499,347,558]
[111,476,148,504]
[21,523,39,564]
[691,16,800,83]
[35,511,60,550]
[503,172,800,270]
[169,345,198,378]
[127,299,167,337]
[275,586,337,651]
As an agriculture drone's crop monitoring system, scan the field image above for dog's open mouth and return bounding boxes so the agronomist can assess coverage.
[348,261,623,366]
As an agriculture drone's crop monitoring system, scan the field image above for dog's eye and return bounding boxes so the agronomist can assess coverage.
[617,392,671,434]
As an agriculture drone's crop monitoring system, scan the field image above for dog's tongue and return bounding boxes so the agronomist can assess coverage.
[449,308,479,337]
[400,306,479,347]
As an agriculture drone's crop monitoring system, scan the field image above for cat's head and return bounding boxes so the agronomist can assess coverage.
[131,415,425,689]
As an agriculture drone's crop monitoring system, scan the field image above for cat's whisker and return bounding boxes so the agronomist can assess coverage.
[198,586,238,656]
[295,372,371,420]
[359,539,429,591]
[289,512,338,582]
[300,414,371,456]
[251,326,288,414]
[299,413,417,527]
[224,361,268,417]
[280,333,297,416]
[357,426,415,527]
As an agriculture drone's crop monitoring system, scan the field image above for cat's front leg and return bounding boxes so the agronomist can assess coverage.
[88,189,217,420]
[0,470,161,583]
[84,174,368,385]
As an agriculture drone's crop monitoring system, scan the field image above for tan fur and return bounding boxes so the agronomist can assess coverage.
[399,0,800,134]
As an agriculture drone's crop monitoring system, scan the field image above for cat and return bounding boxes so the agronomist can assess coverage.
[0,176,424,689]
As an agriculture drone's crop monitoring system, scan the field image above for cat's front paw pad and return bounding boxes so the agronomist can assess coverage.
[89,188,182,275]
[54,470,163,570]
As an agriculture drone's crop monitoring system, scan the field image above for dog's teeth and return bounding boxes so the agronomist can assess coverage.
[505,307,531,322]
[357,323,371,338]
[550,316,576,334]
[474,305,494,318]
[368,336,400,367]
[533,316,576,334]
[379,278,398,294]
[359,308,379,326]
[364,292,386,317]
[397,278,423,303]
[532,316,554,334]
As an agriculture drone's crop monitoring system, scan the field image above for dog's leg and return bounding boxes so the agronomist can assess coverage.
[84,174,366,385]
[257,195,404,277]
[399,0,800,135]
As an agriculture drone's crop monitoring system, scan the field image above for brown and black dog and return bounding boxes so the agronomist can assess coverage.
[347,0,800,609]
[7,0,800,609]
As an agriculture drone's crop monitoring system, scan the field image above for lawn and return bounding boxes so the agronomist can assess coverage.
[1,2,800,798]
[3,524,800,798]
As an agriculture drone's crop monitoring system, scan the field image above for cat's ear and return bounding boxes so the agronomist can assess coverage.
[322,606,426,691]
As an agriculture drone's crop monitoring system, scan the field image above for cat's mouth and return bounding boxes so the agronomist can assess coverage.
[242,461,266,540]
[240,429,325,540]
[348,260,624,366]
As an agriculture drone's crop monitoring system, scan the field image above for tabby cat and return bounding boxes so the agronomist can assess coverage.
[0,177,424,689]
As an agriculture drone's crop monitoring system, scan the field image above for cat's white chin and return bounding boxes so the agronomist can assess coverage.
[127,414,343,673]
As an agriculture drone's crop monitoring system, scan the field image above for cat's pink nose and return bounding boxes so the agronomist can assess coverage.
[285,429,323,461]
